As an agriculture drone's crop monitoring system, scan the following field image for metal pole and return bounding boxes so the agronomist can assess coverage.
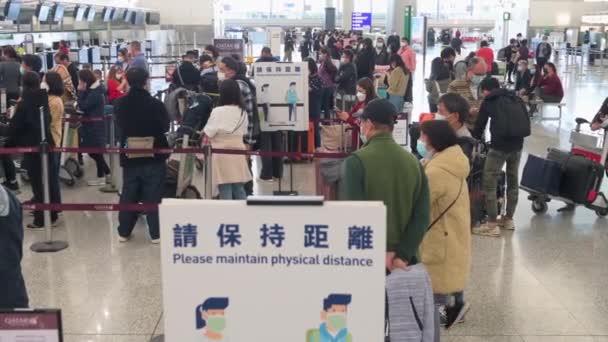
[203,143,213,199]
[100,114,118,193]
[31,107,68,253]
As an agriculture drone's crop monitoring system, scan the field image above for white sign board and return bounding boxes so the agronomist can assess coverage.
[160,199,386,342]
[254,62,309,132]
[266,27,283,58]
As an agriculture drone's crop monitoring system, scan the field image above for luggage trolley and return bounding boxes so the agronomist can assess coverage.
[524,117,608,216]
[165,134,202,199]
[58,110,84,186]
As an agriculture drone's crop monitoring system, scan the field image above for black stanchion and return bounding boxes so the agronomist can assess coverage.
[274,131,298,196]
[31,107,69,253]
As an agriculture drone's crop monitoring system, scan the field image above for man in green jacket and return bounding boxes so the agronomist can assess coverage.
[340,99,430,270]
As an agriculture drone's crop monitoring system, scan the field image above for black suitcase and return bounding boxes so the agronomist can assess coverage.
[521,154,562,196]
[547,148,604,204]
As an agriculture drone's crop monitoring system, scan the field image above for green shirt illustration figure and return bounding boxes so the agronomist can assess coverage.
[306,294,353,342]
[286,82,299,122]
[196,297,230,342]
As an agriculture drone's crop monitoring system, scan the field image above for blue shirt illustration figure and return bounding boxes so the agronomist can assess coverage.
[285,82,299,122]
[196,297,230,342]
[306,294,353,342]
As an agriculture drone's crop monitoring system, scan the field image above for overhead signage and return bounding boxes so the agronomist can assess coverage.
[351,12,372,30]
[213,38,244,61]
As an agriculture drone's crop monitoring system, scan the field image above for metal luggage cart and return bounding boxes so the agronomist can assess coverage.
[523,118,608,216]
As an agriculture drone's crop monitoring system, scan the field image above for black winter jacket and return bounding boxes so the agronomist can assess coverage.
[7,89,52,148]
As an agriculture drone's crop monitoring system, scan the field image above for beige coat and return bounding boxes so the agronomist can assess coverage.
[48,95,64,147]
[420,145,471,295]
[204,105,252,197]
[386,66,409,97]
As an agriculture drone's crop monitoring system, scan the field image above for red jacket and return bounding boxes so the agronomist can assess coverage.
[476,47,494,73]
[342,101,365,150]
[540,74,564,99]
[107,78,125,103]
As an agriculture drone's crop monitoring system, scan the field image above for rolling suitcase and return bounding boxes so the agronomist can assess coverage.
[547,148,604,204]
[520,154,562,196]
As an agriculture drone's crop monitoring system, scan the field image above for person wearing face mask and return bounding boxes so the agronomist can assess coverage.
[436,93,471,138]
[196,297,230,342]
[116,48,130,72]
[107,66,125,105]
[504,39,519,84]
[374,38,389,66]
[51,53,77,104]
[385,54,409,112]
[355,38,376,80]
[336,78,377,149]
[514,60,533,99]
[418,119,472,330]
[318,48,338,118]
[335,50,358,112]
[306,294,352,342]
[341,99,431,279]
[473,77,530,236]
[199,55,220,95]
[537,62,563,104]
[203,45,220,63]
[427,47,456,112]
[447,57,487,131]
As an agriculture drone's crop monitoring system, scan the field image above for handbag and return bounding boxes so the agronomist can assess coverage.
[427,179,464,231]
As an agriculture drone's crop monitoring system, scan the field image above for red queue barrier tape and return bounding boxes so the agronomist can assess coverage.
[0,147,39,155]
[0,146,349,159]
[22,203,158,212]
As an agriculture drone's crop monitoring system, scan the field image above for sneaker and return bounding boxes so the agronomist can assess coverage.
[2,180,19,191]
[498,217,516,230]
[472,223,501,237]
[258,177,274,183]
[445,302,471,329]
[87,178,106,186]
[150,238,160,244]
[438,306,447,327]
[118,234,131,243]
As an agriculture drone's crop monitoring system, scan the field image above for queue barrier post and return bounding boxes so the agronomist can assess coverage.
[100,114,119,193]
[31,106,69,253]
[203,143,213,199]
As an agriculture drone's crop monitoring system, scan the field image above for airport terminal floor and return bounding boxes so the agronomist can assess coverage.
[14,45,608,342]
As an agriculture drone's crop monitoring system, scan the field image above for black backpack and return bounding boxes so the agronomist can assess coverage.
[491,92,531,139]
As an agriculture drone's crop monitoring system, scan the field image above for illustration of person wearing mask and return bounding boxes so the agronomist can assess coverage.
[285,82,299,122]
[259,84,271,122]
[195,297,230,342]
[306,294,353,342]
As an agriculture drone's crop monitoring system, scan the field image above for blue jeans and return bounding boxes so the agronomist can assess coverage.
[218,183,247,200]
[388,94,404,112]
[117,162,166,240]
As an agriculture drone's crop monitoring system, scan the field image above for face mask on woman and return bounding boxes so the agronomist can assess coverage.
[356,92,366,102]
[530,68,536,75]
[517,66,525,72]
[471,75,484,86]
[116,73,123,80]
[417,141,432,159]
[118,56,124,63]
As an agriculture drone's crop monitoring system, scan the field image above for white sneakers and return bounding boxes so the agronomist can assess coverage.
[473,217,516,237]
[87,178,106,186]
[118,234,159,244]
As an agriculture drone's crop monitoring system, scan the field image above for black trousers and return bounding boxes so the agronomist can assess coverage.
[89,153,110,178]
[260,131,284,180]
[1,155,16,182]
[24,154,61,226]
[506,62,516,82]
[536,57,548,71]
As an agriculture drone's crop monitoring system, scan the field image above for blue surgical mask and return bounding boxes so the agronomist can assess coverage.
[417,141,430,159]
[530,69,536,75]
[360,133,368,145]
[471,75,484,86]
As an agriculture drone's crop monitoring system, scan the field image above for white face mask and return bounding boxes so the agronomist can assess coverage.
[356,92,366,102]
[116,74,123,80]
[341,58,347,64]
[517,66,525,72]
[118,57,124,63]
[436,113,447,121]
[40,82,49,91]
[217,72,226,81]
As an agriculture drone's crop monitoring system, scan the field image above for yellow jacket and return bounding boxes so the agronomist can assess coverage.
[386,67,409,97]
[420,145,471,295]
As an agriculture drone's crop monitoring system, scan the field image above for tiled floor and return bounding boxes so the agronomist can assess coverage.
[13,44,608,341]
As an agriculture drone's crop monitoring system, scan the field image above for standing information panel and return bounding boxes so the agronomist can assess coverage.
[0,310,63,341]
[254,62,309,132]
[160,199,386,342]
[213,39,245,61]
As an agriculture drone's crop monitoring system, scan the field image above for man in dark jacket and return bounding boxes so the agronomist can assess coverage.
[172,51,200,91]
[114,68,170,244]
[199,54,219,95]
[473,78,529,237]
[0,185,28,308]
[535,35,552,71]
[335,50,358,111]
[356,38,376,80]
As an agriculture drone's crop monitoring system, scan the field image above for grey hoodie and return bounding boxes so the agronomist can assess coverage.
[386,265,435,342]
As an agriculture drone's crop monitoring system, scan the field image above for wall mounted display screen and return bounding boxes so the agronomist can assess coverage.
[123,10,133,23]
[84,7,96,22]
[133,11,145,25]
[102,8,114,22]
[74,5,86,21]
[52,4,64,23]
[36,4,51,22]
[4,1,22,21]
[146,12,160,25]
